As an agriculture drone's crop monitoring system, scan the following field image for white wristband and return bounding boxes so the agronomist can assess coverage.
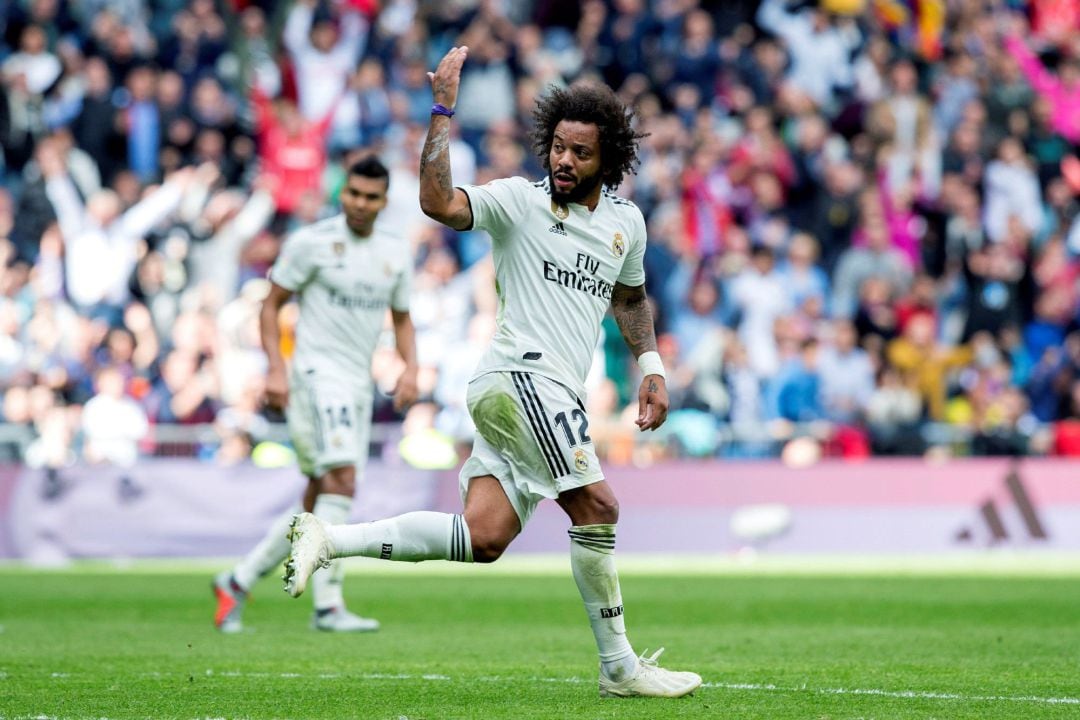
[637,351,666,379]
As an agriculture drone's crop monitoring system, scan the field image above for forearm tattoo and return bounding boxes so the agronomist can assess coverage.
[419,119,453,204]
[611,283,658,358]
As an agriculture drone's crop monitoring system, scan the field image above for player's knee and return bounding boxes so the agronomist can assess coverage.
[469,530,512,564]
[319,467,356,496]
[577,490,618,524]
[591,495,619,524]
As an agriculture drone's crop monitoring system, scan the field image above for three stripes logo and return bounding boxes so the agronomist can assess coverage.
[510,371,570,480]
[548,222,567,236]
[955,465,1048,545]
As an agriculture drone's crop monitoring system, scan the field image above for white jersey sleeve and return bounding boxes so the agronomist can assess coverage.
[390,257,412,312]
[269,230,317,292]
[616,207,647,287]
[459,177,532,238]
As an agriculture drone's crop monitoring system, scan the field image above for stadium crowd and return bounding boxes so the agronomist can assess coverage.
[2,0,1080,466]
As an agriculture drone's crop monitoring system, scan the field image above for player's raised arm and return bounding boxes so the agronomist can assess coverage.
[610,282,669,432]
[419,46,473,231]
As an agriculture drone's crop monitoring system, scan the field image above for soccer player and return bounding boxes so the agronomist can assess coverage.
[213,157,418,633]
[284,47,702,697]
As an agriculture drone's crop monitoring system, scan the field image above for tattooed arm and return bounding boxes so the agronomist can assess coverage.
[611,282,669,431]
[611,282,658,357]
[419,46,473,231]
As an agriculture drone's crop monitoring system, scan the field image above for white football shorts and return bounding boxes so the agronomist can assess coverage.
[287,367,372,479]
[459,370,604,527]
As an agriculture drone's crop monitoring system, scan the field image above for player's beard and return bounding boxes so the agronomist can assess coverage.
[549,168,602,205]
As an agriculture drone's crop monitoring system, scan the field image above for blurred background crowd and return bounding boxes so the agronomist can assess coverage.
[2,0,1080,469]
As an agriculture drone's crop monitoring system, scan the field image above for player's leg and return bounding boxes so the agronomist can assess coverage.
[311,464,356,612]
[295,472,517,563]
[212,477,315,633]
[308,463,378,631]
[559,481,701,698]
[557,481,630,670]
[285,374,532,596]
[303,381,383,631]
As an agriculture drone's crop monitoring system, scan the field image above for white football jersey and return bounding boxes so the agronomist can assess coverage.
[460,176,646,400]
[269,214,411,385]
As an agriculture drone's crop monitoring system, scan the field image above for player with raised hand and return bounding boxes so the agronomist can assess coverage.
[284,46,700,698]
[212,156,419,633]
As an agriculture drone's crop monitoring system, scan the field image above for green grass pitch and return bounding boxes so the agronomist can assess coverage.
[2,558,1079,719]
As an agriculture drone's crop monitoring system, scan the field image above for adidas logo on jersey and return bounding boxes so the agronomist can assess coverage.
[548,222,567,236]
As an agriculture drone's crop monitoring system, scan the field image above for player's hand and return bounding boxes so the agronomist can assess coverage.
[427,46,468,109]
[392,366,419,413]
[264,367,289,410]
[636,374,669,432]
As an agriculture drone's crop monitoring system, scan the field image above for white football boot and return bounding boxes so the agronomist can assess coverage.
[598,648,702,698]
[283,513,333,598]
[312,607,381,632]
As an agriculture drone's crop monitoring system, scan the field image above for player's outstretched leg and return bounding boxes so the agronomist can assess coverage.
[213,504,301,631]
[568,524,701,698]
[284,510,473,597]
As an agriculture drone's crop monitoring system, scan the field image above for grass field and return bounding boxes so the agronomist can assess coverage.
[2,557,1079,719]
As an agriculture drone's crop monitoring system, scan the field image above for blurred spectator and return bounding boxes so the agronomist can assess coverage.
[866,364,923,455]
[765,337,823,422]
[887,313,972,421]
[818,319,874,423]
[728,244,790,378]
[284,0,367,123]
[251,87,334,215]
[0,0,1078,464]
[983,137,1043,244]
[832,216,912,319]
[81,365,148,466]
[42,151,190,322]
[144,349,217,424]
[1,25,60,95]
[755,0,858,111]
[1004,17,1080,144]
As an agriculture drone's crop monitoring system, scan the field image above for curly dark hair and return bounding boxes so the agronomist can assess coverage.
[530,84,647,190]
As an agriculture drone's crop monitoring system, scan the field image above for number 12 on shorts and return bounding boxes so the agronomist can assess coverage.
[554,409,591,447]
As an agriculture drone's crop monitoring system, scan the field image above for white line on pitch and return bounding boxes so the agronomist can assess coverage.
[132,670,1080,705]
[706,681,1080,705]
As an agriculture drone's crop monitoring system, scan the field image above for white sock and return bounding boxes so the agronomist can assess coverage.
[569,524,636,681]
[311,494,352,611]
[232,504,301,591]
[327,511,473,563]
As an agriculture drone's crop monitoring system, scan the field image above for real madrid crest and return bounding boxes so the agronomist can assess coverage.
[574,449,588,472]
[333,241,346,257]
[612,232,625,258]
[551,200,569,221]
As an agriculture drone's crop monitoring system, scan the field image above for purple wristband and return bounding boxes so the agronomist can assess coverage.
[431,103,455,117]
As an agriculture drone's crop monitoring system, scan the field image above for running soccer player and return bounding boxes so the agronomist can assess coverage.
[213,156,418,633]
[284,47,701,697]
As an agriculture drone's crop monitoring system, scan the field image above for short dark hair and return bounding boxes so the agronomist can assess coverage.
[348,156,390,189]
[530,84,647,190]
